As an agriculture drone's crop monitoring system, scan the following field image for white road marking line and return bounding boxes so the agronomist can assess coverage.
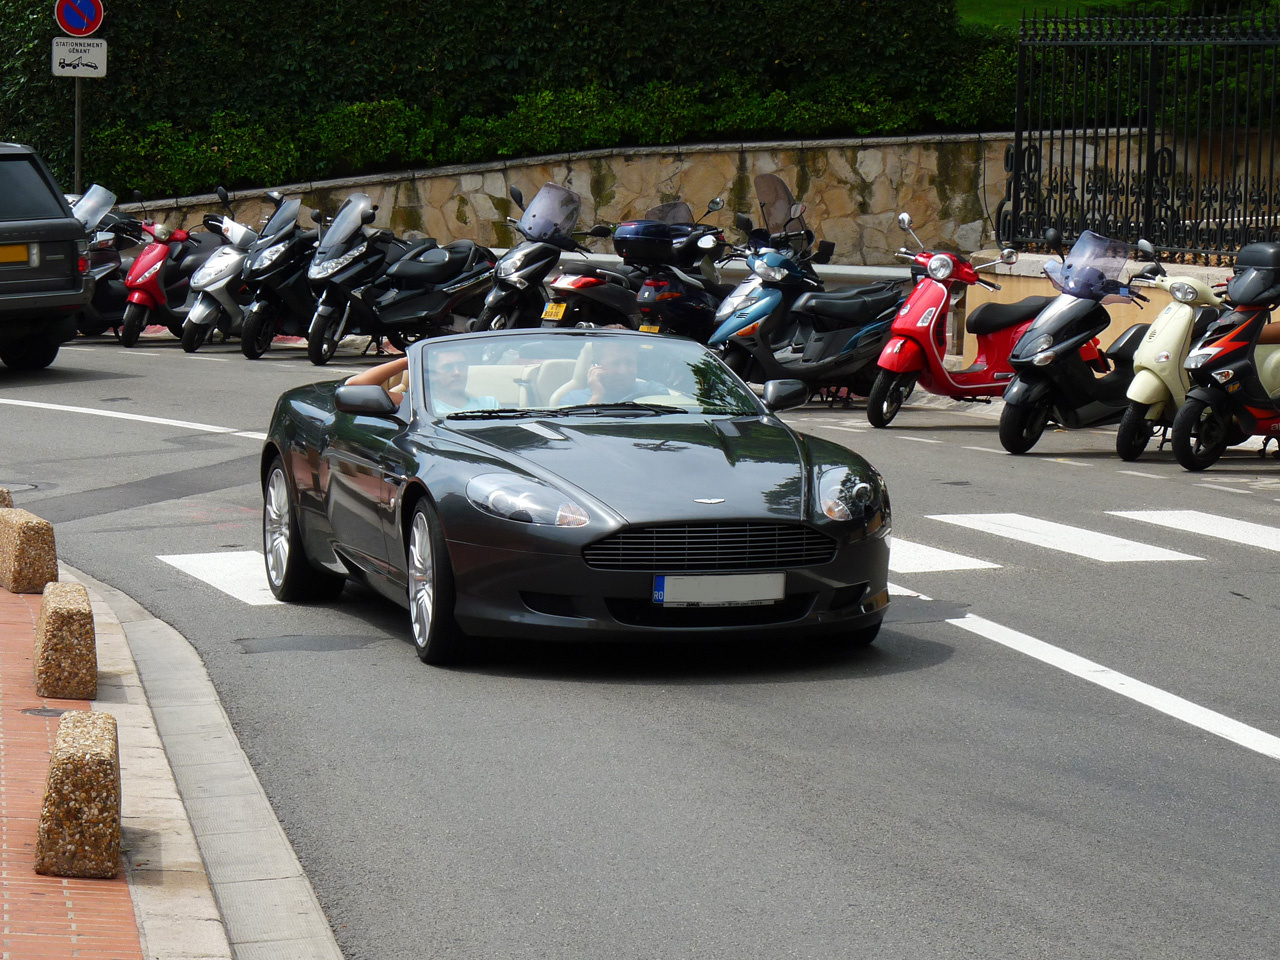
[1052,458,1089,467]
[60,345,94,351]
[1194,483,1251,495]
[890,539,1000,573]
[897,436,943,444]
[157,551,281,606]
[963,445,1003,454]
[233,431,269,440]
[818,424,865,433]
[928,513,1201,562]
[1109,510,1280,553]
[949,614,1280,762]
[0,397,240,434]
[1118,470,1164,479]
[887,582,931,600]
[183,355,230,362]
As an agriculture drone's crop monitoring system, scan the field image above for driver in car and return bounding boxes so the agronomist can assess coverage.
[427,347,498,414]
[560,340,669,405]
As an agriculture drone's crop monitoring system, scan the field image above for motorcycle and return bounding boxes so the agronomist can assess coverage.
[1169,240,1280,471]
[998,229,1151,454]
[181,187,259,353]
[239,193,319,359]
[865,212,1028,427]
[120,190,226,347]
[1114,243,1227,460]
[472,183,583,330]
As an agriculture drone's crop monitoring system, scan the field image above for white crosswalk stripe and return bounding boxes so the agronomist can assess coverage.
[927,513,1201,563]
[1108,510,1280,553]
[889,539,1000,573]
[157,551,281,606]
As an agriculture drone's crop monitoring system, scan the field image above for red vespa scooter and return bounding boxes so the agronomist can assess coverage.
[119,191,225,347]
[865,212,1049,427]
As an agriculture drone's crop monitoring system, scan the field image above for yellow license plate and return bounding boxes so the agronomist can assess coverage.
[639,324,660,333]
[541,301,566,321]
[0,244,29,265]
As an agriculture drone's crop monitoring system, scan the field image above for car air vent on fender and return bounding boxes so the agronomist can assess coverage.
[583,523,837,572]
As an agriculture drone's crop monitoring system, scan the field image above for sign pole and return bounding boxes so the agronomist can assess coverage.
[74,76,82,194]
[53,0,105,192]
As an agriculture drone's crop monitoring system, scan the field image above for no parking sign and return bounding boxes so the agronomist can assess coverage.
[54,0,104,37]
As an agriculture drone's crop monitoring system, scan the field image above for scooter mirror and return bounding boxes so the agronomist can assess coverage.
[1137,238,1157,260]
[1000,248,1019,265]
[132,189,144,203]
[697,234,718,250]
[266,190,284,208]
[789,202,807,221]
[588,224,612,238]
[360,209,377,226]
[216,186,231,210]
[509,185,525,210]
[735,212,753,234]
[707,197,724,212]
[1044,228,1065,258]
[897,212,914,232]
[310,208,323,224]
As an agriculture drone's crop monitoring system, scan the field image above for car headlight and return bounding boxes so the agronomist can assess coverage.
[1169,281,1197,303]
[308,242,366,280]
[137,260,163,283]
[927,253,954,280]
[466,473,589,526]
[254,241,290,270]
[817,467,875,522]
[752,259,788,282]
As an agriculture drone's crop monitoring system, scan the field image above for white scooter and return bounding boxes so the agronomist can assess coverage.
[181,187,259,353]
[1115,241,1226,460]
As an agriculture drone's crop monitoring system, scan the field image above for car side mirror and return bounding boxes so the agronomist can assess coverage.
[588,224,612,238]
[509,185,525,210]
[761,379,809,411]
[360,208,377,226]
[735,212,753,234]
[707,197,724,212]
[335,384,400,416]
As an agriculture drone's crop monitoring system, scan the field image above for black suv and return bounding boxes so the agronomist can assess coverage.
[0,142,91,370]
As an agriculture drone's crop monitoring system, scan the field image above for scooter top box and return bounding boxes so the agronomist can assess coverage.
[613,220,693,264]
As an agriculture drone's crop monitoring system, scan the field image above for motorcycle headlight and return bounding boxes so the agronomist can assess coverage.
[817,466,875,522]
[1186,350,1214,369]
[1169,281,1197,303]
[752,259,788,282]
[465,473,589,527]
[137,260,163,283]
[495,253,524,278]
[254,241,290,270]
[715,291,759,322]
[1027,333,1054,354]
[192,250,237,286]
[309,242,366,280]
[927,254,954,281]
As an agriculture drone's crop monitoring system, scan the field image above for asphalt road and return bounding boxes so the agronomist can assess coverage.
[4,334,1280,960]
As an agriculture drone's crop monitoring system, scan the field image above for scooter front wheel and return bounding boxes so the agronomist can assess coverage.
[307,308,346,365]
[181,318,212,353]
[999,401,1049,454]
[1115,402,1155,461]
[866,370,916,428]
[119,303,148,348]
[241,301,278,359]
[1171,397,1229,471]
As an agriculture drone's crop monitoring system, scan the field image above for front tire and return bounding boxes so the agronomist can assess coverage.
[181,318,211,353]
[119,302,148,347]
[1116,402,1155,461]
[999,401,1049,454]
[241,301,278,359]
[262,459,346,602]
[866,370,916,428]
[307,305,346,365]
[1171,397,1229,471]
[407,499,466,665]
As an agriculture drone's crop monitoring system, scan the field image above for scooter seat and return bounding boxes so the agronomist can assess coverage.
[797,283,901,327]
[965,295,1054,335]
[559,261,646,289]
[385,240,475,285]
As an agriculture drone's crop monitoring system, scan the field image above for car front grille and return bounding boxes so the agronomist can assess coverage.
[583,523,837,573]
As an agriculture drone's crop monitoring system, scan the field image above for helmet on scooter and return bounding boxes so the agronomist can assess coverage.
[1227,242,1280,306]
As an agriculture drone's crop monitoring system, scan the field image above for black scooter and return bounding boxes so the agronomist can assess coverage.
[998,229,1152,454]
[240,193,318,359]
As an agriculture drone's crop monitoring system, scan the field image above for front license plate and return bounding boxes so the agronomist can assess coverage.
[0,243,29,265]
[639,324,660,333]
[541,301,566,321]
[653,573,785,607]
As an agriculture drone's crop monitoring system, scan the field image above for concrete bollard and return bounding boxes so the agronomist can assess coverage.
[0,486,12,508]
[34,582,97,700]
[0,507,58,594]
[35,711,121,879]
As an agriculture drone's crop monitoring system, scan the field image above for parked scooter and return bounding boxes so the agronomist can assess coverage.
[120,191,226,347]
[998,229,1151,454]
[1169,241,1280,470]
[472,183,583,330]
[1114,244,1226,459]
[239,194,318,359]
[181,187,259,353]
[866,213,1028,426]
[71,185,145,337]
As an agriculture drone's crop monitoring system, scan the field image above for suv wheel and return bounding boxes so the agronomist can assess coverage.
[0,330,60,370]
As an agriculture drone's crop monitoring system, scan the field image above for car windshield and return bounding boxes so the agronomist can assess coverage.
[72,184,116,231]
[516,183,580,240]
[645,201,695,224]
[317,193,371,257]
[260,198,300,240]
[419,332,762,419]
[1043,230,1135,302]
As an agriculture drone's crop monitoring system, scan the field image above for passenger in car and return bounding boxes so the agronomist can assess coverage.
[558,339,669,405]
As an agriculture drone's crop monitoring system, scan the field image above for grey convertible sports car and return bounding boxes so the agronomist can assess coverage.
[260,328,891,664]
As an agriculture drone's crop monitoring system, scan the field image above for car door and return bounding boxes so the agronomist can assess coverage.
[323,408,406,581]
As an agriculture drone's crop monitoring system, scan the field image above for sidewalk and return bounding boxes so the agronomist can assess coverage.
[0,564,343,959]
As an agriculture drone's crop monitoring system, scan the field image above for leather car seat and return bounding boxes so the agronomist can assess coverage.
[548,343,595,406]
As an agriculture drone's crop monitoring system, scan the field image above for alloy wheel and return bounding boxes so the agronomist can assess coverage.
[408,511,435,648]
[263,468,291,588]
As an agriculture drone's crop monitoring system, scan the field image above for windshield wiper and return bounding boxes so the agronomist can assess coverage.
[552,402,687,417]
[444,407,536,420]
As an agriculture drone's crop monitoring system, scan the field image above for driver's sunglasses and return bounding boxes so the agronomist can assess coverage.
[434,360,468,373]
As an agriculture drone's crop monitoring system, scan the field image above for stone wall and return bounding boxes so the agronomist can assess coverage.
[138,134,1015,267]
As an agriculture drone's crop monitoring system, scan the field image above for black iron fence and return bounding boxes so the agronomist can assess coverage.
[998,10,1280,261]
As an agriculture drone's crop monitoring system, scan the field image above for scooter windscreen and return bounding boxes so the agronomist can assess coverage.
[645,201,695,225]
[755,173,809,254]
[316,193,373,258]
[72,184,117,233]
[1043,230,1134,303]
[517,184,581,240]
[256,199,300,247]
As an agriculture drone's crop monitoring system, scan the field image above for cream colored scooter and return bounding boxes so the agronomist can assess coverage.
[1116,248,1226,460]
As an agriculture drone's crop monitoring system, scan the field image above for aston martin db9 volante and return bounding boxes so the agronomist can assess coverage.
[260,329,891,663]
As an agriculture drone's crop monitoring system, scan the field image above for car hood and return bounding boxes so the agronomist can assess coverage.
[451,415,808,524]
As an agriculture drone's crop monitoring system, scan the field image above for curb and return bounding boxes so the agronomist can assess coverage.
[66,563,345,960]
